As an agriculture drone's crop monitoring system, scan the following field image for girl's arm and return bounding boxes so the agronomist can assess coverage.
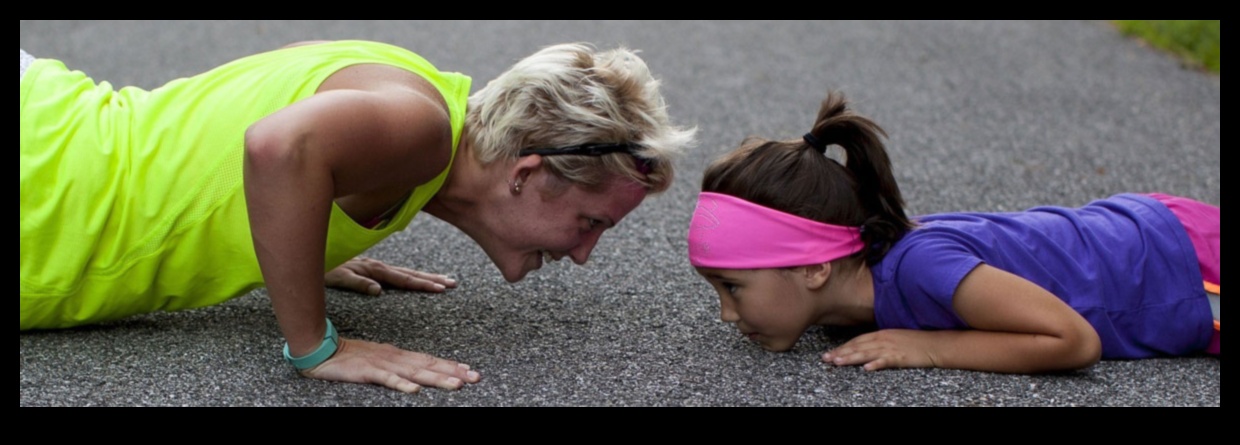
[244,80,476,392]
[825,264,1102,373]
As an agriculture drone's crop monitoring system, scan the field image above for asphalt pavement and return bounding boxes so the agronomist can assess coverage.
[20,20,1220,406]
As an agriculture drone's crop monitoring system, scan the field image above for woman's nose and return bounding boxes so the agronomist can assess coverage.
[568,230,603,265]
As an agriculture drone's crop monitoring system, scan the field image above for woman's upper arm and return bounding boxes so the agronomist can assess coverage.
[244,86,452,197]
[952,264,1103,368]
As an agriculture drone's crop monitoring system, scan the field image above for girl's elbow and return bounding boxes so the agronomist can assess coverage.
[1065,326,1103,370]
[1082,333,1103,367]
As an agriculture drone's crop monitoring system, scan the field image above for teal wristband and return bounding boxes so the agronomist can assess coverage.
[283,318,339,371]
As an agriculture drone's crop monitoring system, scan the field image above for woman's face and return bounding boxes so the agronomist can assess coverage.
[483,171,648,283]
[694,267,819,352]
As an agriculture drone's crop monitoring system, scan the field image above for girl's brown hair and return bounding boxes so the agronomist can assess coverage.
[701,91,915,267]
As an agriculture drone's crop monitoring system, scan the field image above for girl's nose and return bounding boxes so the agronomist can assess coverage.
[719,296,740,323]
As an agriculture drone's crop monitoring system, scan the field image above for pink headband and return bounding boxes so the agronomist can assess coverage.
[687,192,865,269]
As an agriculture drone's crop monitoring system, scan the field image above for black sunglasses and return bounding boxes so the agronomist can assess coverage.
[519,142,654,175]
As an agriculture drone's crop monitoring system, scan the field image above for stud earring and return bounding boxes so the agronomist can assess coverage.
[513,181,522,194]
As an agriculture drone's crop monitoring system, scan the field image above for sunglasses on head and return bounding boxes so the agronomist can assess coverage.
[519,142,654,175]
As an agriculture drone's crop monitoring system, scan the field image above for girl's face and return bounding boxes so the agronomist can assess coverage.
[695,267,820,352]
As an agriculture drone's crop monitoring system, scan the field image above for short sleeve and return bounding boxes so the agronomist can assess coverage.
[876,231,984,331]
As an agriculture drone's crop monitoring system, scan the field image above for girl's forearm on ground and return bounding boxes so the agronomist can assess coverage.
[925,329,1101,373]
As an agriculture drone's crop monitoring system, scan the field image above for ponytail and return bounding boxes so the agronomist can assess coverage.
[805,91,914,264]
[701,91,914,267]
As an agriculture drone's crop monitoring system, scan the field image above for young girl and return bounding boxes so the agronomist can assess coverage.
[688,91,1219,373]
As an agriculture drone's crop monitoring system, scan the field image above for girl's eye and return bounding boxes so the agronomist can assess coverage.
[723,283,739,295]
[584,218,602,232]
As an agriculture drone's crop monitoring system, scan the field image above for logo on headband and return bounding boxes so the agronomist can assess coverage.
[688,197,722,256]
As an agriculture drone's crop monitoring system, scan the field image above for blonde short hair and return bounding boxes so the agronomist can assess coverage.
[466,43,696,193]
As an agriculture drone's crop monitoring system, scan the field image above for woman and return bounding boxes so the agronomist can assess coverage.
[20,40,696,393]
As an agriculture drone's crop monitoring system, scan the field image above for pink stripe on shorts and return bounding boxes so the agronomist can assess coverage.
[1148,193,1220,355]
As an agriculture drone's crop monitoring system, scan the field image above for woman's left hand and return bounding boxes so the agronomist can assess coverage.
[325,257,457,295]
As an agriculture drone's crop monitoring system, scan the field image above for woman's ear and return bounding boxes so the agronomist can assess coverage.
[802,262,832,290]
[510,154,542,194]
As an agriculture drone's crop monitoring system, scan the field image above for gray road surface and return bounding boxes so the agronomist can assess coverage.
[20,20,1220,407]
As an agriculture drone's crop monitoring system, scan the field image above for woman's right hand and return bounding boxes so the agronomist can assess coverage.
[300,337,481,394]
[325,257,457,296]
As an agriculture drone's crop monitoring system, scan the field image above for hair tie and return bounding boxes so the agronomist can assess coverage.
[803,133,827,153]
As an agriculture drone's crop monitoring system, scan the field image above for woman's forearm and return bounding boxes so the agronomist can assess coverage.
[243,124,336,357]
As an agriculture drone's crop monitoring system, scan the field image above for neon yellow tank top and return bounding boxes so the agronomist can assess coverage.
[20,41,471,330]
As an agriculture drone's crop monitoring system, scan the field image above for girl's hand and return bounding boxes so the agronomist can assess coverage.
[300,337,481,393]
[822,329,943,371]
[325,257,457,295]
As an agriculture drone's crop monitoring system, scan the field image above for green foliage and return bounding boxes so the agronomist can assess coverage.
[1114,20,1220,73]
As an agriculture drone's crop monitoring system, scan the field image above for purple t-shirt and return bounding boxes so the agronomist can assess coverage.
[871,194,1212,359]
